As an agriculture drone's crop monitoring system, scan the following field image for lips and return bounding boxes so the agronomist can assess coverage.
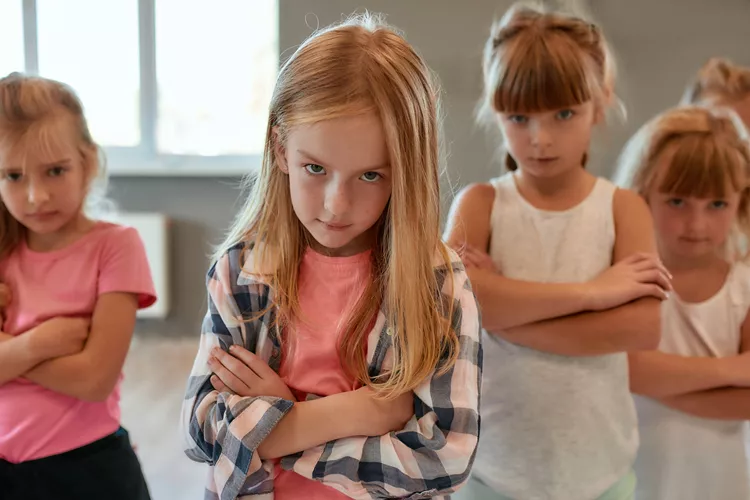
[319,220,351,231]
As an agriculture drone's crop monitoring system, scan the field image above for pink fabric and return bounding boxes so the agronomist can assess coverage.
[0,222,156,463]
[274,248,372,499]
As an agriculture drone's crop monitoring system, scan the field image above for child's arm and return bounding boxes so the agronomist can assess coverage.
[16,227,155,401]
[20,293,138,401]
[497,189,663,356]
[628,351,750,398]
[655,306,750,420]
[0,318,88,385]
[445,184,668,333]
[276,257,482,498]
[659,388,750,420]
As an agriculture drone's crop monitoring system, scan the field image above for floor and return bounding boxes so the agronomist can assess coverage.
[120,336,207,500]
[119,337,750,500]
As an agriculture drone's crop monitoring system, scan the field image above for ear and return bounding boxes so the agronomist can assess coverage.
[272,127,289,174]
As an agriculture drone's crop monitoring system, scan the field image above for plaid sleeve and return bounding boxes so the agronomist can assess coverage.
[180,246,294,500]
[280,260,483,499]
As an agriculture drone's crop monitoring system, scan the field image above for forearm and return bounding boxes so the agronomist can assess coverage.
[0,333,46,385]
[467,268,590,330]
[23,353,105,401]
[496,298,661,356]
[257,391,362,459]
[629,351,736,398]
[660,388,750,420]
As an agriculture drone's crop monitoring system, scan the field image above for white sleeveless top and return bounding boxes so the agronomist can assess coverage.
[634,262,750,500]
[474,172,638,500]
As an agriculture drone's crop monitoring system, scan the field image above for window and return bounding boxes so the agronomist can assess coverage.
[6,0,278,176]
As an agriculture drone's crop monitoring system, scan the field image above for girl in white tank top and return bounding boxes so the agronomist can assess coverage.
[615,106,750,500]
[445,4,671,500]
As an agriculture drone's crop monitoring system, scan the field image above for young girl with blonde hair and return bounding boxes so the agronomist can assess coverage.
[615,105,750,500]
[682,57,750,129]
[0,73,156,500]
[180,13,482,500]
[446,4,670,499]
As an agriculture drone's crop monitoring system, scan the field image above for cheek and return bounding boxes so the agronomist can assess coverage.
[651,207,681,237]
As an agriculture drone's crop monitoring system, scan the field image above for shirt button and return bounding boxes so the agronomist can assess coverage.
[386,327,394,336]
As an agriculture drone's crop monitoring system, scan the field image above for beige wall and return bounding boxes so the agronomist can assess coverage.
[121,0,750,336]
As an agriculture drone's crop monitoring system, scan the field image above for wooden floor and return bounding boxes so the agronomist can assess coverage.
[119,336,750,500]
[120,336,207,500]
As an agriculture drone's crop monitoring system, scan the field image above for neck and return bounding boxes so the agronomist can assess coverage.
[26,213,94,252]
[515,166,591,198]
[660,247,725,274]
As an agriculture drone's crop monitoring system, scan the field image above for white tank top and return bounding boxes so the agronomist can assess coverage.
[474,172,638,500]
[634,262,750,500]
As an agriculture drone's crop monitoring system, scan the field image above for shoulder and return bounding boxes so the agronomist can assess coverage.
[612,186,651,223]
[450,179,500,213]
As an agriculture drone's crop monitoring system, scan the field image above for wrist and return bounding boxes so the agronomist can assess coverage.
[718,356,742,387]
[576,283,596,311]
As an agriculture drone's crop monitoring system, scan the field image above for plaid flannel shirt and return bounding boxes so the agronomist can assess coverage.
[180,242,482,500]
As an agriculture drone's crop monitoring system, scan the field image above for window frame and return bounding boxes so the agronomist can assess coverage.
[18,0,270,177]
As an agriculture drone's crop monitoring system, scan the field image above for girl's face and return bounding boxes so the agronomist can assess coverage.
[0,134,89,241]
[276,111,392,257]
[497,100,599,179]
[647,146,741,263]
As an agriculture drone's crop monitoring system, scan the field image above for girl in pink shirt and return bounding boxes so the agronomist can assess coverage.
[180,13,482,500]
[0,73,156,500]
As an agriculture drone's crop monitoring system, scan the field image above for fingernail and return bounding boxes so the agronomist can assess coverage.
[229,345,237,352]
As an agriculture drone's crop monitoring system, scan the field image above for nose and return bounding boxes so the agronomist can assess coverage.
[324,180,351,217]
[685,210,708,234]
[530,122,552,149]
[27,181,50,206]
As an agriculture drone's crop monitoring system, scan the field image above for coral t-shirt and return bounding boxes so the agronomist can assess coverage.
[0,222,156,463]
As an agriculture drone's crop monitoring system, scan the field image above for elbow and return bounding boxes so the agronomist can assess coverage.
[81,376,119,403]
[629,298,661,351]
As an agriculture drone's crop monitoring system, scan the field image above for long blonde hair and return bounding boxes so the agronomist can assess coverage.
[614,106,750,260]
[217,13,458,398]
[479,3,617,170]
[681,57,750,106]
[0,72,106,259]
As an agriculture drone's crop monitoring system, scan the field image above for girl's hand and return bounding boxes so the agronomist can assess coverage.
[457,245,499,273]
[30,317,90,359]
[585,252,672,311]
[209,345,296,401]
[352,386,414,436]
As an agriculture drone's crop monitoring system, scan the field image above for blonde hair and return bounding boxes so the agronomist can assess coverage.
[615,106,750,260]
[0,72,107,259]
[681,57,750,106]
[217,13,458,399]
[479,3,617,171]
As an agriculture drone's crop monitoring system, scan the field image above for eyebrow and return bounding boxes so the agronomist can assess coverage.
[2,158,72,172]
[297,149,390,172]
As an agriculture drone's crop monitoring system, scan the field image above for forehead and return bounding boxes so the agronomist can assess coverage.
[286,113,389,170]
[0,123,79,170]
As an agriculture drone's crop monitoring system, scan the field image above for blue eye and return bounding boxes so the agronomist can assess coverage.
[667,198,684,207]
[557,109,575,120]
[304,164,325,175]
[508,115,528,124]
[361,171,381,182]
[48,166,66,177]
[710,200,728,209]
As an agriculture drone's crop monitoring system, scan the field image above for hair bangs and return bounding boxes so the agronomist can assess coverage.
[657,134,745,199]
[492,33,597,114]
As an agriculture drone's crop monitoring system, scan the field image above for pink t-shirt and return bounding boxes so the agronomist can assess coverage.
[0,221,156,463]
[274,248,372,499]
